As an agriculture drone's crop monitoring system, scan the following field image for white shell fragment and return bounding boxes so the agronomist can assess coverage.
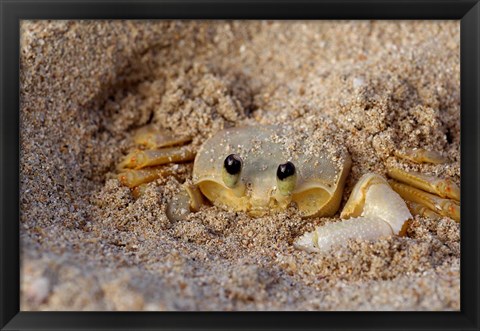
[294,174,412,253]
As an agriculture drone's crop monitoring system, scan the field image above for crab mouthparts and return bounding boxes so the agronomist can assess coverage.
[246,195,290,216]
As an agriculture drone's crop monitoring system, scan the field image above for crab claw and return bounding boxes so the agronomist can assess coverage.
[166,183,205,222]
[295,174,412,253]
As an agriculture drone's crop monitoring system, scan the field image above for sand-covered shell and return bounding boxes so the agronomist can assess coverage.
[193,125,352,217]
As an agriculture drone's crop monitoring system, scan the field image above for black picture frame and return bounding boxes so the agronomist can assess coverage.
[1,0,479,330]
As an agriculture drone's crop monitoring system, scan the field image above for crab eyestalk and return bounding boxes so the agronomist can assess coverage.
[222,154,243,188]
[276,161,297,196]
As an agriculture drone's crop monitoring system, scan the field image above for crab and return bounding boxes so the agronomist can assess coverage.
[116,123,460,252]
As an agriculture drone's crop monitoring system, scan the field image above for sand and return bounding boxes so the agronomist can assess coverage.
[20,20,460,311]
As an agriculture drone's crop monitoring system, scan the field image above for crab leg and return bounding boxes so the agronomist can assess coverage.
[118,166,176,188]
[388,180,460,222]
[132,183,148,199]
[295,174,412,253]
[118,146,196,170]
[406,201,442,220]
[387,168,460,201]
[394,148,447,164]
[133,125,192,149]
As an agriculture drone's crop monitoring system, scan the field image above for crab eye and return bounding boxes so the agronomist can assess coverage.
[222,154,242,188]
[277,161,297,196]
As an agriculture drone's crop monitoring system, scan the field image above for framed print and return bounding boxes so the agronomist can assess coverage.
[1,0,479,330]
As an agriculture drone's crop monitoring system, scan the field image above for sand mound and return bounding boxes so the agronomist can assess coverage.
[20,21,459,311]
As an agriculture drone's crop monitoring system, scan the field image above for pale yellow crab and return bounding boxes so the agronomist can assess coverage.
[116,124,460,252]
